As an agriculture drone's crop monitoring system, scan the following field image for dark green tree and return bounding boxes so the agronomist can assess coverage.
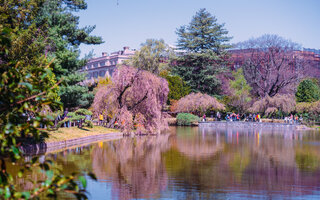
[59,72,95,109]
[296,79,320,102]
[160,71,190,104]
[172,8,231,96]
[176,8,231,54]
[36,0,103,109]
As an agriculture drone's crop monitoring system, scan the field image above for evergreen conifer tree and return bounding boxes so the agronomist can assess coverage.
[173,8,231,96]
[36,0,103,109]
[296,79,320,103]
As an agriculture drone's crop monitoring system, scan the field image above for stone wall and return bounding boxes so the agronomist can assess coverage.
[20,132,123,156]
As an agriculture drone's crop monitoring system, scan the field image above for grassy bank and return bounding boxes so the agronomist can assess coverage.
[46,126,118,143]
[309,126,320,129]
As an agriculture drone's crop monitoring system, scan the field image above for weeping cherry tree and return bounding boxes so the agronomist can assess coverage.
[92,65,169,135]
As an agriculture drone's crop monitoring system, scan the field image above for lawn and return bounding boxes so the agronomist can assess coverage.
[46,126,119,143]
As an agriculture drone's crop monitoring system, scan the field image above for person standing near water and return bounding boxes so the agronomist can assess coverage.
[63,108,70,127]
[257,113,261,122]
[216,111,221,121]
[99,113,104,126]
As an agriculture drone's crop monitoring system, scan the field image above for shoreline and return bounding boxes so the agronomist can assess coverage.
[20,127,123,155]
[19,121,318,155]
[199,121,315,130]
[167,118,317,130]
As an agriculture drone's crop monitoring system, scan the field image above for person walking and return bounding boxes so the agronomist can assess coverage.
[63,108,70,128]
[216,111,220,121]
[203,114,206,122]
[225,114,230,121]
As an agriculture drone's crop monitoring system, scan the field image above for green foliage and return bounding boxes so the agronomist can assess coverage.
[59,72,95,109]
[160,71,190,103]
[36,0,103,110]
[228,68,252,113]
[229,151,250,179]
[295,148,320,172]
[75,108,93,116]
[296,79,320,103]
[58,109,93,128]
[0,1,94,198]
[176,8,231,53]
[230,69,251,97]
[125,39,173,75]
[176,113,199,126]
[85,120,94,128]
[172,52,226,95]
[296,101,320,125]
[173,8,231,96]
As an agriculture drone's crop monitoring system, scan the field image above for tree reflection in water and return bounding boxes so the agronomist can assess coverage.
[90,134,172,200]
[10,126,320,199]
[165,126,320,198]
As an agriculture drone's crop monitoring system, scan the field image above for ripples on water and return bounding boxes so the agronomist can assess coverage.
[13,126,320,199]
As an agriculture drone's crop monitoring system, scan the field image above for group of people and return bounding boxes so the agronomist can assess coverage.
[245,113,262,122]
[224,112,262,122]
[201,111,303,124]
[202,112,222,122]
[284,114,302,124]
[225,113,241,121]
[202,112,262,122]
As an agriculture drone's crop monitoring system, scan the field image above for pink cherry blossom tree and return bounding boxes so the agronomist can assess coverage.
[249,94,296,115]
[173,92,225,116]
[92,65,169,135]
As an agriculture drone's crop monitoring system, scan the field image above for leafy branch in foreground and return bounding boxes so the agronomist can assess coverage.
[0,1,95,199]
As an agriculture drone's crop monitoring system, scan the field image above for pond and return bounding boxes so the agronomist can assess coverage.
[13,126,320,199]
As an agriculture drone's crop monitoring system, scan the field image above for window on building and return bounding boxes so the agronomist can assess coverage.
[99,70,106,77]
[109,68,115,76]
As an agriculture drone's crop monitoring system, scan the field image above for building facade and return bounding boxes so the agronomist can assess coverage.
[80,46,135,82]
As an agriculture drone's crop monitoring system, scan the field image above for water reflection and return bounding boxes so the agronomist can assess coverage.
[90,134,171,200]
[13,126,320,199]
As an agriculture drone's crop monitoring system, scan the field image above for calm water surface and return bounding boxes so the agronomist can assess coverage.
[17,126,320,199]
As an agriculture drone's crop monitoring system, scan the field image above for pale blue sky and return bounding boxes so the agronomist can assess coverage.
[78,0,320,57]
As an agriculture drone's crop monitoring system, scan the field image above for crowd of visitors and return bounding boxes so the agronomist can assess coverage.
[201,111,303,124]
[284,114,302,124]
